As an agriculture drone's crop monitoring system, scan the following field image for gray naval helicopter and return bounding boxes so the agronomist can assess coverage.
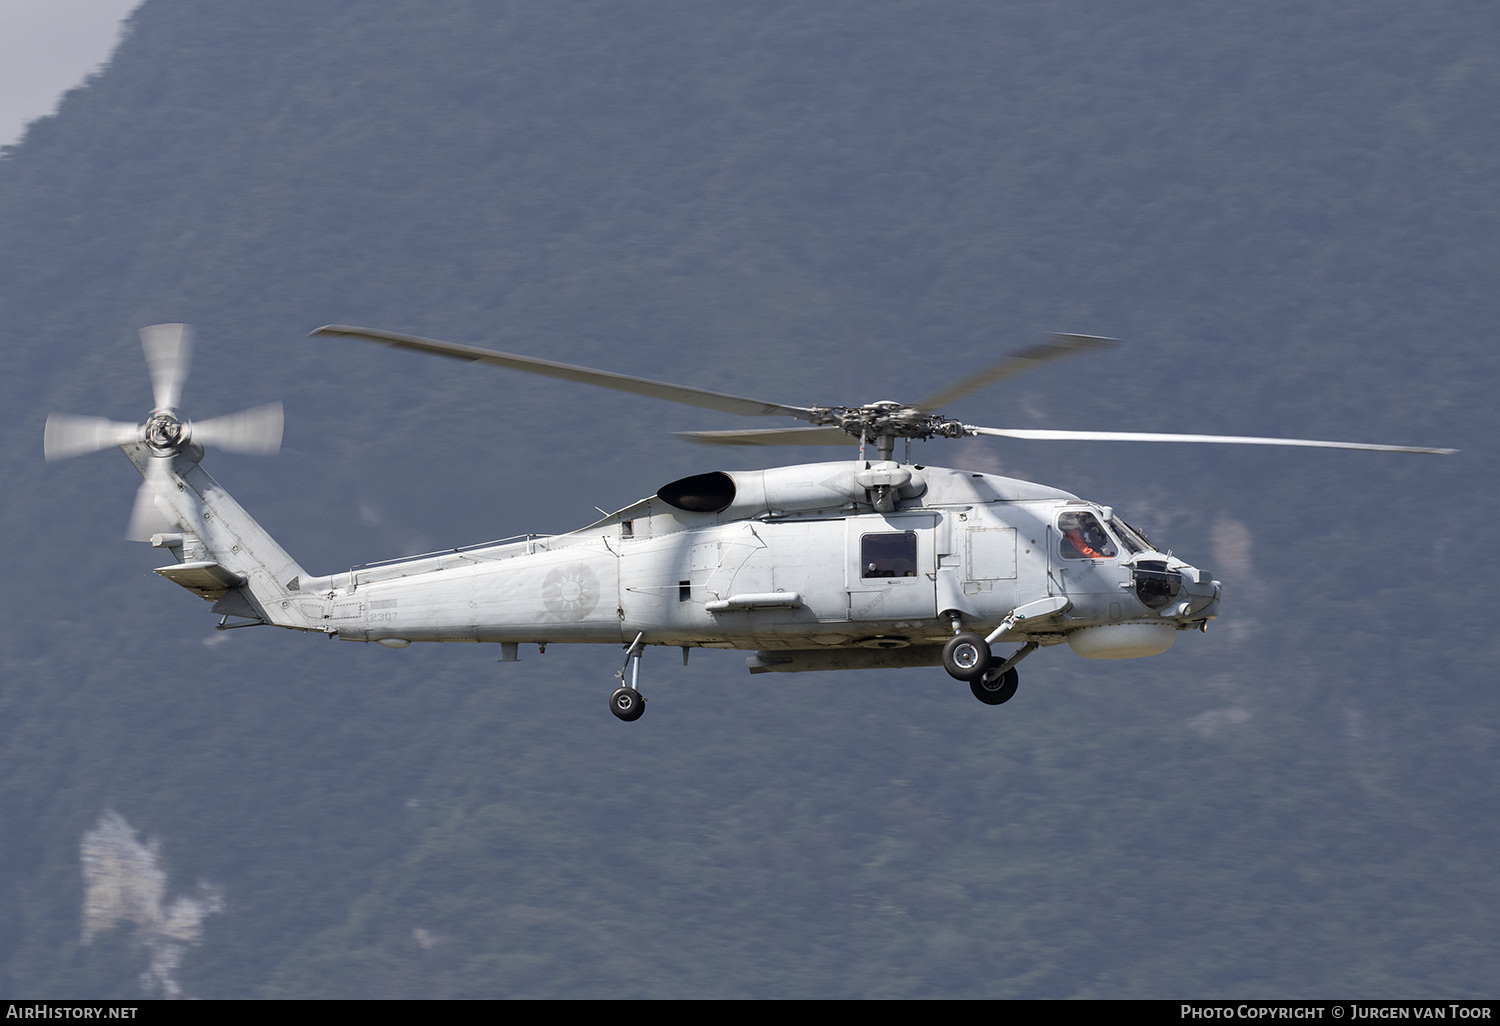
[45,324,1455,721]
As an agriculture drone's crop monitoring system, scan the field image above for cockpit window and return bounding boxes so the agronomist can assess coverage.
[1058,512,1118,560]
[861,532,917,578]
[1108,517,1150,555]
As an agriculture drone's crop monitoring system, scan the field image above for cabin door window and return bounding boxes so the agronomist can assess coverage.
[847,515,937,621]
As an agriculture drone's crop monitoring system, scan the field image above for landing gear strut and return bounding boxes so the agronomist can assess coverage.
[610,633,647,722]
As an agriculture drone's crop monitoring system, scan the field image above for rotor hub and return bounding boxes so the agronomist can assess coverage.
[144,409,186,453]
[809,404,968,442]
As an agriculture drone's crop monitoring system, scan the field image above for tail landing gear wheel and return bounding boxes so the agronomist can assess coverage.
[610,687,645,722]
[943,633,992,682]
[971,665,1018,705]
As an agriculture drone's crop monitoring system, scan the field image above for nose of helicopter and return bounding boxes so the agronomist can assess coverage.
[1155,559,1219,623]
[1116,551,1218,622]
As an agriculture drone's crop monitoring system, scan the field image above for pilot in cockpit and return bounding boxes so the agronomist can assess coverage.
[1060,512,1117,560]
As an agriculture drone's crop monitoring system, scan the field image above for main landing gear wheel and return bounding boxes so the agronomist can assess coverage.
[943,632,992,682]
[610,686,645,722]
[971,665,1019,706]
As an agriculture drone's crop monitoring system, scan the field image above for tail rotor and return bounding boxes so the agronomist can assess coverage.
[44,324,283,540]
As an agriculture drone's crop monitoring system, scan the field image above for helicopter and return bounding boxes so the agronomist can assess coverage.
[44,324,1455,721]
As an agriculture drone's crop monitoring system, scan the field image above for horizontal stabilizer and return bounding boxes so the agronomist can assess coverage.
[153,560,245,600]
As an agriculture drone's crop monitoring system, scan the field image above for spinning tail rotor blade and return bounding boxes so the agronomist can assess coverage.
[140,323,193,411]
[191,402,284,454]
[43,415,140,460]
[917,334,1116,411]
[965,425,1457,455]
[124,455,179,541]
[45,322,286,543]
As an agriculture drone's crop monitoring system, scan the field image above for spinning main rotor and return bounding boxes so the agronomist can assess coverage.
[310,325,1456,461]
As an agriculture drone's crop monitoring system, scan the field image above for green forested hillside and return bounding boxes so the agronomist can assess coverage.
[1,0,1496,997]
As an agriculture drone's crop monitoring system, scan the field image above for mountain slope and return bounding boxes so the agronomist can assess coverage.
[1,0,1496,997]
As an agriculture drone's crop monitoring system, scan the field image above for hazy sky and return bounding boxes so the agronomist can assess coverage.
[0,0,139,148]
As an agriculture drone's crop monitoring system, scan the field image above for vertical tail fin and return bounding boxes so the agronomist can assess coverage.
[124,442,323,631]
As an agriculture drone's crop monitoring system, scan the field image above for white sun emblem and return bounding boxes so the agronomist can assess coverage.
[542,563,600,621]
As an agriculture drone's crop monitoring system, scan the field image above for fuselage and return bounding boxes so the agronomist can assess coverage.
[292,461,1219,662]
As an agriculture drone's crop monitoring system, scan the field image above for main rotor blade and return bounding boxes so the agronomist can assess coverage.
[140,323,193,411]
[677,426,852,446]
[125,456,179,541]
[312,325,819,421]
[966,425,1457,455]
[190,402,284,454]
[43,414,140,460]
[916,334,1117,412]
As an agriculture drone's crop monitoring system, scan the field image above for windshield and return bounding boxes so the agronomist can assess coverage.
[1108,517,1152,555]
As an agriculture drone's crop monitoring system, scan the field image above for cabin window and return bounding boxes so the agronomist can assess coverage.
[621,520,634,539]
[861,532,917,578]
[1058,512,1118,560]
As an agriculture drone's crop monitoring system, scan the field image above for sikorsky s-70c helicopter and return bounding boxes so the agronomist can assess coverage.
[45,325,1455,721]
